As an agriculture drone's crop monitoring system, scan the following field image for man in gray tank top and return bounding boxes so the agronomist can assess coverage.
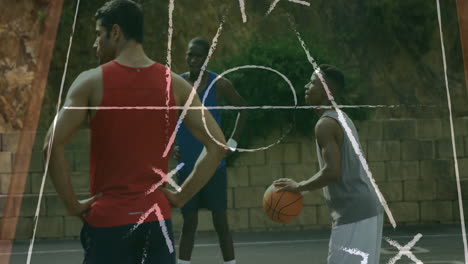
[274,65,384,264]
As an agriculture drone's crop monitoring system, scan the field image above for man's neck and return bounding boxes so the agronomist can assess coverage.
[188,70,208,82]
[314,109,326,117]
[114,41,153,67]
[314,102,333,117]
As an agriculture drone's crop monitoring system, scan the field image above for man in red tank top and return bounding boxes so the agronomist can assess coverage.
[43,1,226,263]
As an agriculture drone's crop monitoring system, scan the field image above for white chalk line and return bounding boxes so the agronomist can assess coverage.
[63,104,434,110]
[26,1,81,263]
[266,0,281,15]
[287,14,318,69]
[266,0,309,16]
[238,0,247,23]
[385,233,423,264]
[340,247,369,264]
[61,102,434,155]
[163,0,176,153]
[145,163,184,196]
[288,0,311,7]
[202,65,298,153]
[436,0,468,263]
[165,0,175,69]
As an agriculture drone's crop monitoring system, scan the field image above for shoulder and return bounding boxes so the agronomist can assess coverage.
[315,116,340,130]
[76,67,99,80]
[170,71,192,105]
[215,75,233,88]
[69,67,101,96]
[214,75,234,96]
[171,71,189,86]
[315,116,341,140]
[180,71,189,79]
[82,67,101,81]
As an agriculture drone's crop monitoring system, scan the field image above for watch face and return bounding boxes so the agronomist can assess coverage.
[227,139,237,150]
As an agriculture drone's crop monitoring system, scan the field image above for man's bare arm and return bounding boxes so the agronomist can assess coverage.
[297,118,342,191]
[218,78,248,143]
[43,70,101,217]
[274,117,342,192]
[163,73,227,207]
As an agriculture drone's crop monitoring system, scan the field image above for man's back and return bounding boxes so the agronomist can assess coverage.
[85,60,177,227]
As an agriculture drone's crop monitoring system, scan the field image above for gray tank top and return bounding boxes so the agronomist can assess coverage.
[316,110,383,227]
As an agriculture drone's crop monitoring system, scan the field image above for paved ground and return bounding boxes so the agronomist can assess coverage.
[4,224,467,263]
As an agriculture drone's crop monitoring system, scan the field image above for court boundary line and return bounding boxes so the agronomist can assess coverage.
[4,233,465,256]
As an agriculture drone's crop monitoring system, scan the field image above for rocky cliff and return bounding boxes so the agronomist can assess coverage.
[0,0,49,132]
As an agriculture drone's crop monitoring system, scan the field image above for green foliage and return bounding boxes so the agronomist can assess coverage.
[363,0,436,55]
[210,34,368,148]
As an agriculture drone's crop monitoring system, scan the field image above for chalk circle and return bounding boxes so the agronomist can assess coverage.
[201,65,298,152]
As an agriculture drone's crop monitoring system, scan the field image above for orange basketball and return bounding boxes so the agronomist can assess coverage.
[263,184,303,223]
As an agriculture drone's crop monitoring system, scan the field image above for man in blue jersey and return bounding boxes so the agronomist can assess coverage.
[174,37,248,264]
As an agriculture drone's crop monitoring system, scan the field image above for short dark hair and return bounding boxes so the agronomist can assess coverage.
[318,64,345,92]
[189,37,210,55]
[95,0,144,43]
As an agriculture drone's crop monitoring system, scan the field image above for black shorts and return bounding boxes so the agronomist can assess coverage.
[80,220,175,264]
[177,166,228,214]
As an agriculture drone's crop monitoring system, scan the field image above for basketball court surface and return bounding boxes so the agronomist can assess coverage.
[4,224,465,264]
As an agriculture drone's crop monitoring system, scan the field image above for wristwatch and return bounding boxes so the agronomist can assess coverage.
[227,138,238,151]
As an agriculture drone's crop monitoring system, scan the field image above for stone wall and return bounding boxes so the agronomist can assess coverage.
[2,117,468,240]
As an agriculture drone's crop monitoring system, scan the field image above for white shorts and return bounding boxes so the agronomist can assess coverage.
[328,213,384,264]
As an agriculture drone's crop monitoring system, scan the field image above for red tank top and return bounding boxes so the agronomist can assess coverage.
[85,60,177,228]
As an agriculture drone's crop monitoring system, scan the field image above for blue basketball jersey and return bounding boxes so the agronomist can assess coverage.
[177,72,226,173]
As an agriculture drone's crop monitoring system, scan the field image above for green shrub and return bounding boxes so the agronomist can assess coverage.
[211,34,368,149]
